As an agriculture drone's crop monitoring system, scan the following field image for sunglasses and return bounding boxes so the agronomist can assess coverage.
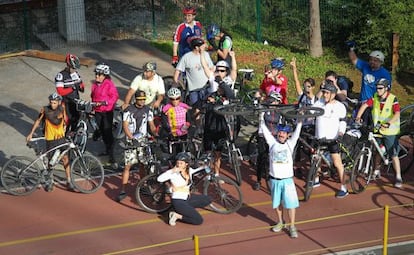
[376,87,385,90]
[216,69,227,73]
[170,97,181,101]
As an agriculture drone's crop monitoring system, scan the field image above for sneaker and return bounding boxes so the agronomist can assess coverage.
[67,181,75,191]
[312,181,321,188]
[253,182,261,191]
[289,226,298,238]
[394,179,403,188]
[335,190,349,198]
[169,211,178,226]
[116,192,127,202]
[271,222,285,232]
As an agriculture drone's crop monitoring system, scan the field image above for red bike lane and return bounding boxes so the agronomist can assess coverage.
[1,162,413,255]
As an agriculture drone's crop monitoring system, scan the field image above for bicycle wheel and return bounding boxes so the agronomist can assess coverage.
[73,121,88,154]
[350,149,372,194]
[230,149,242,185]
[214,103,256,116]
[203,175,243,214]
[135,174,172,213]
[400,104,414,133]
[398,134,414,174]
[246,131,258,166]
[282,106,325,119]
[70,154,104,194]
[304,155,321,201]
[112,107,125,139]
[1,156,41,196]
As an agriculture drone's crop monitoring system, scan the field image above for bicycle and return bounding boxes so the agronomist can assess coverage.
[350,122,414,193]
[1,136,104,195]
[135,153,243,214]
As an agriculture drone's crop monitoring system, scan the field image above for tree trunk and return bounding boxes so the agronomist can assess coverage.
[309,0,323,57]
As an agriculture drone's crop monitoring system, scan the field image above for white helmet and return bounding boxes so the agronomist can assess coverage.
[167,87,181,99]
[216,60,230,69]
[369,51,385,63]
[268,91,283,103]
[95,63,110,75]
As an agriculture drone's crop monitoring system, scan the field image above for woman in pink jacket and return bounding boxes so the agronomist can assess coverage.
[91,63,119,162]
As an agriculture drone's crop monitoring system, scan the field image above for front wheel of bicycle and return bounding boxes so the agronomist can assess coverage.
[1,156,41,196]
[203,175,243,214]
[350,150,372,194]
[398,134,414,174]
[281,106,325,119]
[230,150,242,186]
[135,174,172,213]
[304,155,321,201]
[70,154,104,194]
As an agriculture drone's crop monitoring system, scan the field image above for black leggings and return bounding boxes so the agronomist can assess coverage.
[257,136,269,182]
[95,111,114,155]
[171,194,211,225]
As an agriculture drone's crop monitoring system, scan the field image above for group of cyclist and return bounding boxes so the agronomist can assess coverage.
[23,6,404,234]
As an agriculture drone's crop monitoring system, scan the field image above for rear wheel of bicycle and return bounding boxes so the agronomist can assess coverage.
[203,175,243,214]
[304,156,321,201]
[135,174,172,213]
[230,150,242,186]
[73,121,88,154]
[1,156,41,196]
[398,133,414,174]
[70,154,104,194]
[281,106,325,119]
[350,150,371,194]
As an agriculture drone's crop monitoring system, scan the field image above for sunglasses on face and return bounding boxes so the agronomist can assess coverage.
[216,69,226,73]
[170,97,181,101]
[376,87,385,90]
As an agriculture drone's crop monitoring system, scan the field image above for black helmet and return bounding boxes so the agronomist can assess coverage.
[376,78,390,90]
[175,152,191,163]
[321,80,337,94]
[189,36,205,49]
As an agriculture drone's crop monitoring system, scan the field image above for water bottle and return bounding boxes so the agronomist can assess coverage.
[379,144,389,165]
[205,166,211,174]
[49,149,61,166]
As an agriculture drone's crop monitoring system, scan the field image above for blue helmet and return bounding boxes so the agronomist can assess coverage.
[277,124,292,133]
[270,59,285,70]
[207,24,220,40]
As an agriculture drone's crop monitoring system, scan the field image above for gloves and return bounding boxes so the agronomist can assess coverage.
[345,40,357,51]
[171,56,179,67]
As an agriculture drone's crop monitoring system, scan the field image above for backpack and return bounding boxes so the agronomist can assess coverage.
[337,76,354,93]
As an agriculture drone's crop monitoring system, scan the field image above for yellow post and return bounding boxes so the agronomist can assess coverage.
[193,235,200,255]
[383,205,389,255]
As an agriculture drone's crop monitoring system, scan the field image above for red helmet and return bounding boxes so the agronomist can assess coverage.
[65,54,80,69]
[183,6,196,15]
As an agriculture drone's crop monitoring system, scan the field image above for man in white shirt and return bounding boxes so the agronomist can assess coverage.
[313,80,348,198]
[123,62,165,110]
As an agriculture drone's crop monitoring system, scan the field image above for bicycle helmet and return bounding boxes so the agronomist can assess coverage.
[369,50,385,63]
[65,53,80,69]
[207,24,220,39]
[216,60,230,69]
[167,87,181,99]
[270,58,285,70]
[376,78,390,90]
[143,62,157,71]
[176,152,191,163]
[49,92,63,101]
[321,80,338,94]
[277,124,292,133]
[183,6,196,15]
[268,91,283,103]
[95,63,110,75]
[189,36,205,49]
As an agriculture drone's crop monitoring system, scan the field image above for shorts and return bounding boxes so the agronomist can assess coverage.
[189,89,209,108]
[124,141,146,166]
[269,177,299,209]
[375,135,399,157]
[327,141,340,154]
[46,138,67,158]
[203,132,226,152]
